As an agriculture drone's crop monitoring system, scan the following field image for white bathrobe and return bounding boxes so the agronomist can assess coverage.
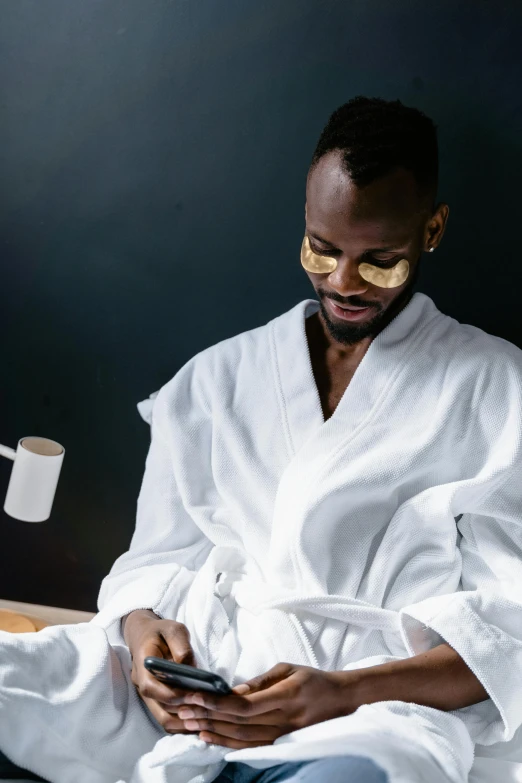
[1,292,522,783]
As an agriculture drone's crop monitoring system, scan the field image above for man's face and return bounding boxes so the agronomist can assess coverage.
[304,150,443,346]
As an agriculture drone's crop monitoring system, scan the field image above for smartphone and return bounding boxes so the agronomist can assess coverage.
[143,657,232,695]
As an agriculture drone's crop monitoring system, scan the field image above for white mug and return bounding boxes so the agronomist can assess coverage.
[3,437,65,522]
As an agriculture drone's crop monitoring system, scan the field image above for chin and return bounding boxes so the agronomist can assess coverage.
[319,299,382,346]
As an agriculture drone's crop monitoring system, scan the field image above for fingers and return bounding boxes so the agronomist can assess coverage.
[181,691,252,715]
[129,619,200,730]
[161,622,196,666]
[240,663,294,694]
[242,681,294,713]
[132,624,196,705]
[197,731,277,750]
[183,678,291,717]
[177,706,285,726]
[139,637,171,661]
[132,666,197,709]
[140,693,195,735]
[183,719,282,744]
[156,691,196,710]
[138,625,195,666]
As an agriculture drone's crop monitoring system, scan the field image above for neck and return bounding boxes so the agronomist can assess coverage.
[314,286,415,360]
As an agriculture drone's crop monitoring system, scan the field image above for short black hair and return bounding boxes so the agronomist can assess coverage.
[310,96,438,206]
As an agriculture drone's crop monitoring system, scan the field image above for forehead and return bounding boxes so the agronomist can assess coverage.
[306,150,426,243]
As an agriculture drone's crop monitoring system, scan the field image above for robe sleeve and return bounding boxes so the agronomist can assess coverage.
[91,361,214,647]
[399,437,522,746]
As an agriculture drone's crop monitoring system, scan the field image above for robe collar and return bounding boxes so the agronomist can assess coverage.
[270,292,442,457]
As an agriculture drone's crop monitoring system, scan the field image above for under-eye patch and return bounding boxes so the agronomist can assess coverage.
[300,235,409,289]
[300,235,338,274]
[358,258,410,288]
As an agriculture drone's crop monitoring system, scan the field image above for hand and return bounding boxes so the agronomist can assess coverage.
[123,610,200,735]
[176,662,352,749]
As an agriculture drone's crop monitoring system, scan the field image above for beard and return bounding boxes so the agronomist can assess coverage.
[318,256,422,346]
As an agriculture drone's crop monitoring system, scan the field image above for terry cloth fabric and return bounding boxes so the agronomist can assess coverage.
[1,292,522,783]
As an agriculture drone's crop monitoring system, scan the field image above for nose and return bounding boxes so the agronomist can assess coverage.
[327,255,369,297]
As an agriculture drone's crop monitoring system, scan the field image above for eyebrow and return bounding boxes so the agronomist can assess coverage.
[308,231,407,253]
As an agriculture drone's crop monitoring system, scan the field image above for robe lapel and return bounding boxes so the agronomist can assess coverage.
[269,298,324,457]
[271,291,441,461]
[267,292,443,589]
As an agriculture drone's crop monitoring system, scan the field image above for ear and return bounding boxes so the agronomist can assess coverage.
[425,203,449,250]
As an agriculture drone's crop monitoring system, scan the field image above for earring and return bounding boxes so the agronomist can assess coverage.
[428,247,435,253]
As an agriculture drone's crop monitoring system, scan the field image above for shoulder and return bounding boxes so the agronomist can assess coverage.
[445,319,522,391]
[411,298,522,447]
[433,315,522,446]
[421,295,522,389]
[153,300,308,416]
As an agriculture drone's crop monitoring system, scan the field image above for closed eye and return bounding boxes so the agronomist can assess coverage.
[308,239,401,268]
[367,256,400,267]
[309,241,338,257]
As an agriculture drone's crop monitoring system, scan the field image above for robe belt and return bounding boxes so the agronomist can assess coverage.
[213,570,401,634]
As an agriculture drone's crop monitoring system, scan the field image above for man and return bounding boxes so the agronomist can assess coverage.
[1,96,522,783]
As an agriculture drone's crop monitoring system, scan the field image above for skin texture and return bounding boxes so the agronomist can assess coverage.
[303,149,448,351]
[175,650,489,749]
[302,150,448,421]
[124,152,489,748]
[122,609,200,735]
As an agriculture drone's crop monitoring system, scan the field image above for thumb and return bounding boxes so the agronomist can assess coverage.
[162,624,197,666]
[233,662,294,695]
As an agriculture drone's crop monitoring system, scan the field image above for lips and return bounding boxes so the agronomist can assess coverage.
[330,302,368,311]
[325,298,374,322]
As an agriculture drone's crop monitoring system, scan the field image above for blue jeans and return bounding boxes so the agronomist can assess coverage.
[214,757,388,782]
[0,749,388,782]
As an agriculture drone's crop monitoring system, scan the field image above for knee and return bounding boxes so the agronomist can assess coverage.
[293,755,388,783]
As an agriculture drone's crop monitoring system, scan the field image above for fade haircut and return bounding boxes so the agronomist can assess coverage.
[310,96,438,208]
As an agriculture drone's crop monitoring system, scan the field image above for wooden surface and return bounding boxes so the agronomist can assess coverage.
[0,598,96,626]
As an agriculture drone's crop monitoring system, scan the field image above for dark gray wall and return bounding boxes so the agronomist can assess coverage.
[1,0,521,610]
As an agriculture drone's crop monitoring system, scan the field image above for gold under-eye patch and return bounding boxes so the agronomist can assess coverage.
[300,235,337,274]
[358,258,409,288]
[300,235,409,289]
